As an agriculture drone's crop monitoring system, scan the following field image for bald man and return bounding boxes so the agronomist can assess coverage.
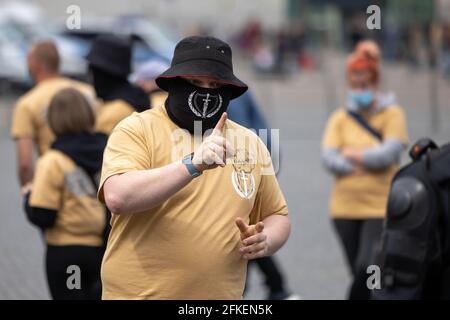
[11,41,96,190]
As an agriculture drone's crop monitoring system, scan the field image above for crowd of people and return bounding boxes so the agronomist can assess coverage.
[10,34,295,300]
[11,35,152,299]
[15,33,446,301]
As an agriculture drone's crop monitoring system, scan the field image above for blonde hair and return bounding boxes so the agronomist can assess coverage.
[48,88,95,136]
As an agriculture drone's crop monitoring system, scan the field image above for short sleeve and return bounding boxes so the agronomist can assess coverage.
[249,140,288,225]
[11,100,35,140]
[321,110,343,149]
[383,106,409,145]
[98,114,151,203]
[30,155,63,210]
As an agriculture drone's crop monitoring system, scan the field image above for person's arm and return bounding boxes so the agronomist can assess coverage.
[11,99,37,186]
[16,137,35,186]
[342,107,408,170]
[321,110,353,175]
[341,139,404,170]
[321,147,354,176]
[236,214,291,260]
[362,139,404,169]
[103,113,234,214]
[262,214,291,255]
[104,161,193,214]
[26,154,62,230]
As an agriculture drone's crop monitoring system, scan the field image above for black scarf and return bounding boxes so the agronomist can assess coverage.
[90,67,149,112]
[165,78,231,134]
[51,132,107,183]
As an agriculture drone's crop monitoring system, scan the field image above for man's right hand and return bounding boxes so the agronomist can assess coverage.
[192,112,235,173]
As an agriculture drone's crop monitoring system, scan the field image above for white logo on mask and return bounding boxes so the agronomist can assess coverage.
[188,91,222,118]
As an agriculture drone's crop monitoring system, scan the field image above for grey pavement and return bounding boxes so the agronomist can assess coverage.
[1,52,449,299]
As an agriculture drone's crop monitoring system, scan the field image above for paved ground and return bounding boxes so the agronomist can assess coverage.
[1,52,449,299]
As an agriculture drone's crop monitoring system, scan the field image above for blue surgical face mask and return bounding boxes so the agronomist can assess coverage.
[348,90,374,111]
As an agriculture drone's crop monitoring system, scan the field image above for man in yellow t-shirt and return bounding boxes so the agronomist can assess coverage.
[86,35,149,135]
[98,36,291,299]
[11,41,95,188]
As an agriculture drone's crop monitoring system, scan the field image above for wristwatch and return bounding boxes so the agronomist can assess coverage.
[182,153,202,178]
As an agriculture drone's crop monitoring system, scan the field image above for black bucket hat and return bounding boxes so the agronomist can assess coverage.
[86,34,132,78]
[155,36,248,99]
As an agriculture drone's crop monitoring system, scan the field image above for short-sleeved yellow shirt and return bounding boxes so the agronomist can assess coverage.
[11,77,96,155]
[30,150,106,246]
[98,105,288,299]
[95,99,135,135]
[321,105,409,219]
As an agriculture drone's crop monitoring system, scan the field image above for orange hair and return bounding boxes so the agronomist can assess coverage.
[347,40,381,83]
[355,40,381,63]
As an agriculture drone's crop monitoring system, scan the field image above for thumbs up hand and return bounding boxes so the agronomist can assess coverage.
[235,217,268,260]
[192,112,234,173]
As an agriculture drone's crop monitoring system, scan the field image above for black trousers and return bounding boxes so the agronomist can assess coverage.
[333,218,383,300]
[46,245,104,300]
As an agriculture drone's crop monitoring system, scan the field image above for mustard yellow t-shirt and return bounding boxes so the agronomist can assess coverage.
[98,105,288,300]
[95,100,135,135]
[30,150,106,246]
[321,105,408,219]
[11,77,96,155]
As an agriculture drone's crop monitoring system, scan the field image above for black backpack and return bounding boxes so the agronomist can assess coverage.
[373,138,450,299]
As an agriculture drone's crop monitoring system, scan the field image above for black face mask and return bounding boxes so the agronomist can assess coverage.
[89,66,149,112]
[165,78,232,134]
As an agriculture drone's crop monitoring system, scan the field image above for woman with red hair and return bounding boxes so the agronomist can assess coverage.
[321,41,409,299]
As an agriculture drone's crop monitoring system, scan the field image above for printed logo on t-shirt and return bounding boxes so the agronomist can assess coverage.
[231,149,255,199]
[188,91,222,118]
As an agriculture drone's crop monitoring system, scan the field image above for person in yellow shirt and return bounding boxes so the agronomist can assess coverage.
[24,88,107,300]
[86,34,149,135]
[321,41,409,299]
[11,41,96,188]
[98,36,291,299]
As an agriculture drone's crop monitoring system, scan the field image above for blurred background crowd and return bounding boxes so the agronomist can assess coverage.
[0,0,449,132]
[1,0,450,87]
